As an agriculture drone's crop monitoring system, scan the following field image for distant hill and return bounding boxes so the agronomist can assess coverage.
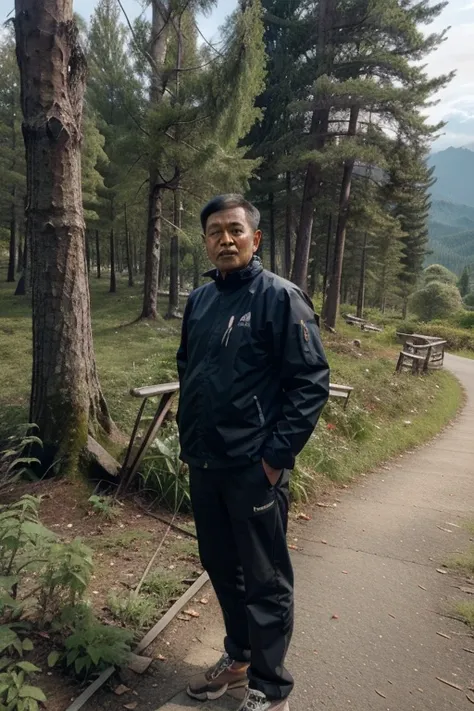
[426,148,474,273]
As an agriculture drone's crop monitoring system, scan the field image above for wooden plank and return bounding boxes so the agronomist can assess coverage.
[400,351,426,361]
[135,572,210,654]
[65,667,116,711]
[131,382,180,399]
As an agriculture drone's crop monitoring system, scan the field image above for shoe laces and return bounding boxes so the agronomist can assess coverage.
[209,653,233,680]
[241,688,268,710]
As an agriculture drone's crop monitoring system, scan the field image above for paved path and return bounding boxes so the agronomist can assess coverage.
[156,354,474,711]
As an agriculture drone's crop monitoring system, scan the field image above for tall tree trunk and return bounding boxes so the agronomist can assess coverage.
[322,212,333,308]
[356,232,368,319]
[322,105,360,328]
[268,191,277,273]
[85,229,91,274]
[284,172,292,279]
[14,230,27,296]
[15,0,113,472]
[124,204,134,287]
[167,192,181,318]
[17,236,23,274]
[142,1,170,319]
[7,198,16,283]
[291,109,329,290]
[95,229,101,278]
[109,227,116,293]
[142,182,162,317]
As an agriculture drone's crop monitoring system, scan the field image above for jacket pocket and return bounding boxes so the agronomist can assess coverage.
[298,319,320,366]
[254,396,265,426]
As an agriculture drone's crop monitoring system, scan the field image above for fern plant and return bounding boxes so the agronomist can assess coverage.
[87,495,118,521]
[0,425,42,497]
[141,428,191,513]
[0,620,46,711]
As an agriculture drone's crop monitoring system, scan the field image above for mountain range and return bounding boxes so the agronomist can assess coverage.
[427,147,474,274]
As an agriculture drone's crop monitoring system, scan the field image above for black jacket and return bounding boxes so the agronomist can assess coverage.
[176,257,330,470]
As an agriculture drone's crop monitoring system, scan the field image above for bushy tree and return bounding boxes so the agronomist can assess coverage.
[410,280,463,321]
[458,266,470,297]
[424,263,457,285]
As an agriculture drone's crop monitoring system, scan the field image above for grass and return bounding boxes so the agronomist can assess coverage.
[87,529,154,551]
[168,538,200,561]
[454,601,474,628]
[445,548,474,576]
[0,275,464,496]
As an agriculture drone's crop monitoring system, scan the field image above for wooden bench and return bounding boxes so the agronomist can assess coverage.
[395,334,447,374]
[361,323,383,333]
[343,314,367,327]
[118,380,354,494]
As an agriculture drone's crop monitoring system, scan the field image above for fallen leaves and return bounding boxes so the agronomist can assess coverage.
[114,685,130,696]
[436,632,451,640]
[184,609,200,618]
[436,568,448,575]
[375,690,386,699]
[331,613,339,620]
[123,703,138,710]
[297,512,311,521]
[199,597,209,605]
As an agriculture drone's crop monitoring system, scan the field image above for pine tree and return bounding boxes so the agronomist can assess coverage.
[0,30,25,284]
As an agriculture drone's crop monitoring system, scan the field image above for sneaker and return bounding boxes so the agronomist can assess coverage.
[186,653,249,701]
[238,688,290,711]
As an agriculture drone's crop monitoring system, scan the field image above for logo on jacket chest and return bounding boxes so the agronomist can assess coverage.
[221,312,252,347]
[237,312,251,328]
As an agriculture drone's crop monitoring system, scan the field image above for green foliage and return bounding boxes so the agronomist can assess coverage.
[53,603,132,678]
[463,292,474,309]
[423,264,458,285]
[87,495,118,521]
[458,266,470,297]
[106,592,158,631]
[409,280,463,321]
[0,426,41,497]
[454,600,474,628]
[38,540,93,616]
[141,570,185,607]
[141,427,191,513]
[0,618,44,711]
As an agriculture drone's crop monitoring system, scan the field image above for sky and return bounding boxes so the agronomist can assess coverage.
[3,0,474,152]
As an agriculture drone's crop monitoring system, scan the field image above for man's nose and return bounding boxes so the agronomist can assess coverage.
[219,231,235,246]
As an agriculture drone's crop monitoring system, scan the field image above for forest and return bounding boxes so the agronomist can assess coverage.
[0,0,457,469]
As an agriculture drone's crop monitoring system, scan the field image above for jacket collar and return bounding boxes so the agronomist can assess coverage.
[204,256,263,289]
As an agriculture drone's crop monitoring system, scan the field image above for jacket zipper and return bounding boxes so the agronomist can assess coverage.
[254,396,265,426]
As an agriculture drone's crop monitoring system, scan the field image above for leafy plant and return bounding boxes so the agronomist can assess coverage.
[0,425,42,497]
[0,622,45,711]
[50,603,132,679]
[38,539,94,617]
[141,570,185,607]
[87,495,118,521]
[141,427,191,513]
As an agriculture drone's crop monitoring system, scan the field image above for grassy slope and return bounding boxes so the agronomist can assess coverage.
[0,276,463,492]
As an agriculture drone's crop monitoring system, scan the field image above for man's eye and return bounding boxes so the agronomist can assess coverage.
[232,229,243,236]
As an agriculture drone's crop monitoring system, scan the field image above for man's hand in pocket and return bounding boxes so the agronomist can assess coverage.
[262,459,283,487]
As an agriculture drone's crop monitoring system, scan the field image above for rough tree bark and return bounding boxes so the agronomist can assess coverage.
[322,105,360,328]
[291,109,329,291]
[356,231,368,319]
[7,198,16,283]
[109,227,116,293]
[166,191,181,318]
[124,203,134,287]
[140,0,170,319]
[14,0,113,471]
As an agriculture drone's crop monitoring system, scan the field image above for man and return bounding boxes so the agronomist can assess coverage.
[176,194,330,711]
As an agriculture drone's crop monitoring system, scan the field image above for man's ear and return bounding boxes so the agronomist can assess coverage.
[253,230,262,253]
[201,233,206,244]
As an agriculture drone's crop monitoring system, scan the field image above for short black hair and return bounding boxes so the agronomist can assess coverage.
[201,194,261,232]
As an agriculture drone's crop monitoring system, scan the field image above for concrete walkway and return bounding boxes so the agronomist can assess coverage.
[157,354,474,711]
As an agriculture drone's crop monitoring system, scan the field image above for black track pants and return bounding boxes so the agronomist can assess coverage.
[189,462,294,701]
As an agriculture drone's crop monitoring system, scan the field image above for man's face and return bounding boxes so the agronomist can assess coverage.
[204,206,262,276]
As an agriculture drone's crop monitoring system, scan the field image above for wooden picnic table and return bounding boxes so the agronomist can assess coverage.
[395,333,447,374]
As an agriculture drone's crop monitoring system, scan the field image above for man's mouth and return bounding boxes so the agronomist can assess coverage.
[219,252,238,258]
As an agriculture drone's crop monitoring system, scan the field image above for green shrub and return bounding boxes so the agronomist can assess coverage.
[458,309,474,328]
[87,495,119,521]
[463,292,474,309]
[107,591,158,631]
[52,603,132,678]
[410,281,463,321]
[0,622,46,711]
[0,425,42,497]
[423,264,458,285]
[141,426,191,513]
[142,570,185,606]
